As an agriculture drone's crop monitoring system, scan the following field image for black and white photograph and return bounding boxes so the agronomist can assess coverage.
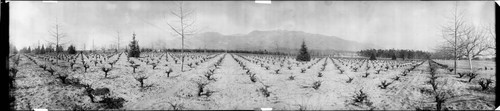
[6,1,497,110]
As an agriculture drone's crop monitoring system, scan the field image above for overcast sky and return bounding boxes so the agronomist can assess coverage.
[10,1,495,51]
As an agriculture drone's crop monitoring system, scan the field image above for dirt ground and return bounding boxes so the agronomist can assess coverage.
[9,52,496,110]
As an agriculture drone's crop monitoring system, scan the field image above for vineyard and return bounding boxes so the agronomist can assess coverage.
[7,51,495,110]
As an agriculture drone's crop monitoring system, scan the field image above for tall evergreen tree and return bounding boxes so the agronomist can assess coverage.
[128,33,140,57]
[296,41,311,61]
[40,45,46,54]
[67,45,77,54]
[369,53,377,60]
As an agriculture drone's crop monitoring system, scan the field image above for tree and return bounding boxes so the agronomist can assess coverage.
[67,45,77,54]
[441,2,467,75]
[296,41,311,61]
[128,32,140,57]
[439,2,493,72]
[47,20,67,63]
[391,50,397,60]
[40,45,46,54]
[369,53,377,60]
[484,24,496,53]
[461,26,493,71]
[166,1,197,72]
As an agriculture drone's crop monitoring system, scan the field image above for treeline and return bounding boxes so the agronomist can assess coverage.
[358,49,431,60]
[19,45,77,54]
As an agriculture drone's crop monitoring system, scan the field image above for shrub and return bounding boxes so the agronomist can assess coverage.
[92,88,110,96]
[346,77,353,83]
[150,63,157,69]
[135,75,148,88]
[434,90,453,111]
[199,88,215,97]
[249,73,257,83]
[448,68,454,72]
[56,74,69,84]
[39,64,47,70]
[289,75,295,80]
[99,97,126,109]
[208,69,215,74]
[101,67,112,78]
[274,69,280,74]
[378,80,392,89]
[83,64,90,72]
[83,85,95,102]
[392,76,400,81]
[478,78,493,90]
[352,89,372,106]
[130,64,140,73]
[467,72,478,82]
[204,72,216,81]
[312,81,322,90]
[258,85,271,97]
[362,72,369,78]
[457,73,466,78]
[165,68,173,77]
[401,70,408,76]
[108,62,115,68]
[196,81,209,97]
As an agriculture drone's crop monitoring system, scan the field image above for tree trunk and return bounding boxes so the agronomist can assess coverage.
[468,55,473,72]
[181,35,184,72]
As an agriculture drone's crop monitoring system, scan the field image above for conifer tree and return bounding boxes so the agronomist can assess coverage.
[128,33,140,57]
[296,41,311,61]
[40,45,46,54]
[67,45,77,54]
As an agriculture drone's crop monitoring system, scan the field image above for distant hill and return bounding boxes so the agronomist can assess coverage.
[165,30,380,52]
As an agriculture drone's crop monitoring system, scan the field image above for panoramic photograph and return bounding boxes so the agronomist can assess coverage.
[7,1,496,110]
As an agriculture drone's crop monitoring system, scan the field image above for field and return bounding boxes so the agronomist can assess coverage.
[8,52,496,110]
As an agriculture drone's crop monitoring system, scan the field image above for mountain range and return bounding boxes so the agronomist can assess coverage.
[165,30,380,52]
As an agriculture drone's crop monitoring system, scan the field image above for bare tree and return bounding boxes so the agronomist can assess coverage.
[440,2,467,75]
[462,26,493,71]
[47,20,67,64]
[166,1,197,72]
[484,24,496,51]
[439,2,494,72]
